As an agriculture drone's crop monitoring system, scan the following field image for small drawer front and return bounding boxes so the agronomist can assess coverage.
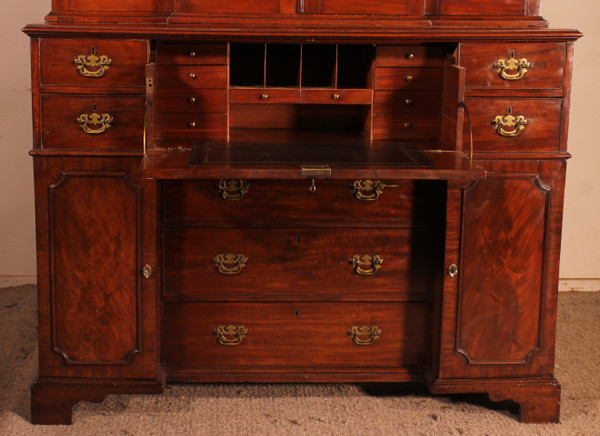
[301,89,373,105]
[465,97,562,153]
[156,112,227,139]
[156,43,228,65]
[374,91,442,117]
[162,179,429,226]
[162,227,437,298]
[320,0,409,15]
[460,43,565,91]
[372,118,441,140]
[40,38,147,87]
[229,88,301,104]
[157,66,227,89]
[375,46,447,67]
[41,95,145,150]
[374,67,444,91]
[164,301,430,367]
[156,89,228,113]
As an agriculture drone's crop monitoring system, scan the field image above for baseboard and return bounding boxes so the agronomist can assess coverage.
[0,275,37,288]
[559,279,600,292]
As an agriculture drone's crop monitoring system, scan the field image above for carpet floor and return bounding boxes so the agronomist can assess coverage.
[1,285,598,435]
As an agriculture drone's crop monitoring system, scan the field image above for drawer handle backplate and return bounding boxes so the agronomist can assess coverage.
[350,254,383,276]
[218,179,249,200]
[494,51,530,81]
[352,180,401,201]
[348,325,381,346]
[77,112,113,135]
[213,253,248,275]
[492,107,528,137]
[214,324,247,346]
[74,47,112,78]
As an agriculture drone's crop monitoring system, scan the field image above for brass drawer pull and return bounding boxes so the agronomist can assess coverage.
[77,111,113,135]
[350,255,383,276]
[214,324,247,346]
[348,325,381,346]
[218,179,249,200]
[352,180,400,201]
[213,253,248,275]
[74,47,111,78]
[492,106,528,137]
[494,51,530,81]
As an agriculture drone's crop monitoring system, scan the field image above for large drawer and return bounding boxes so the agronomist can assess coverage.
[162,227,439,299]
[41,95,145,150]
[465,97,562,153]
[40,38,147,88]
[162,179,442,226]
[460,43,565,92]
[163,301,430,367]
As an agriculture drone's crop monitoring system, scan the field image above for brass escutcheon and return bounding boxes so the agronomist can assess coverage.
[492,106,528,137]
[214,324,247,346]
[213,253,248,275]
[350,255,383,276]
[218,179,249,200]
[77,112,113,135]
[348,325,381,346]
[494,51,530,81]
[74,47,111,78]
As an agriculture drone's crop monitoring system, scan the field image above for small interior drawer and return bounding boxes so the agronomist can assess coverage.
[465,97,562,153]
[156,112,227,139]
[372,118,441,140]
[156,43,228,65]
[374,67,444,91]
[163,301,430,368]
[41,95,145,150]
[229,88,301,104]
[375,46,447,67]
[300,89,373,104]
[373,91,442,117]
[156,89,228,113]
[460,42,565,92]
[157,65,227,89]
[40,38,147,87]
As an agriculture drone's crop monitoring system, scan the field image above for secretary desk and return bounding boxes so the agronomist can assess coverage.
[23,0,581,424]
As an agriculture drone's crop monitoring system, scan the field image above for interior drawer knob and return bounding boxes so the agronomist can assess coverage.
[261,94,270,100]
[405,75,413,81]
[494,51,530,81]
[492,106,528,137]
[189,73,197,79]
[76,111,113,135]
[74,46,111,78]
[348,325,381,346]
[350,255,383,276]
[332,93,341,100]
[218,179,250,200]
[213,253,248,275]
[214,324,247,346]
[188,96,197,103]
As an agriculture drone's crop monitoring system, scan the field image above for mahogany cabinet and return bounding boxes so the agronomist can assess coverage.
[24,0,580,425]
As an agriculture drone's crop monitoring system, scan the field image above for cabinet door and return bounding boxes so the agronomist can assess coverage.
[436,160,565,380]
[34,157,158,380]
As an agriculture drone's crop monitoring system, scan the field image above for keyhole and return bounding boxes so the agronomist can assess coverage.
[91,46,96,55]
[296,235,301,244]
[93,104,97,111]
[509,49,515,58]
[295,308,300,317]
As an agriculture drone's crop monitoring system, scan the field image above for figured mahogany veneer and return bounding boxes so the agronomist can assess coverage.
[24,0,580,426]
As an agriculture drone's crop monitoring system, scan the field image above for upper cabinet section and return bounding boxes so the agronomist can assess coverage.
[46,0,543,23]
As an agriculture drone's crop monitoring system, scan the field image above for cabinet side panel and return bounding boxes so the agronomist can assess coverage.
[49,172,141,364]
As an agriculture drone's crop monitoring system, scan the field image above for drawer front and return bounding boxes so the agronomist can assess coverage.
[373,118,441,140]
[162,227,438,298]
[164,301,430,367]
[156,43,228,65]
[320,0,409,15]
[301,89,373,105]
[40,39,147,87]
[176,0,280,14]
[41,95,145,150]
[157,66,227,89]
[156,89,228,113]
[375,46,446,67]
[156,112,227,139]
[229,88,301,104]
[374,91,442,117]
[460,43,565,91]
[465,97,562,153]
[374,67,444,91]
[162,179,435,226]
